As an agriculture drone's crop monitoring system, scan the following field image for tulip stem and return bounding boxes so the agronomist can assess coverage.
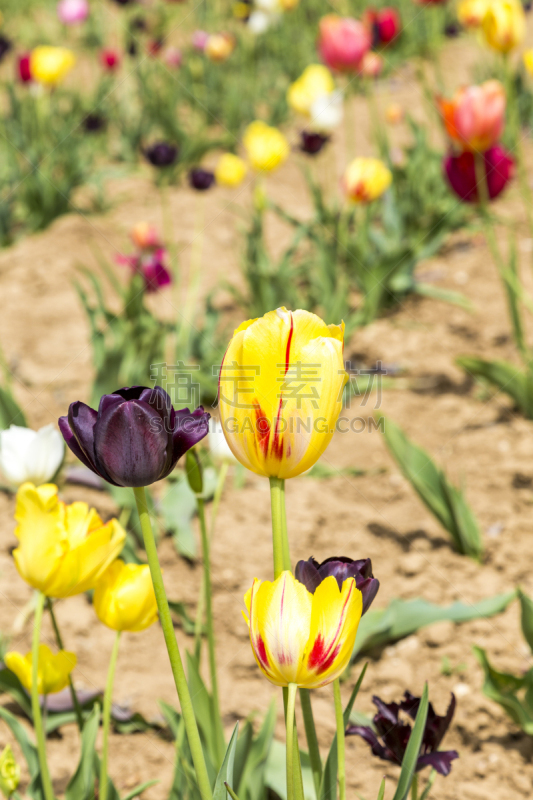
[100,630,121,800]
[299,689,322,797]
[46,598,84,732]
[32,592,55,800]
[333,679,346,800]
[197,495,226,767]
[286,683,298,800]
[133,486,212,800]
[269,477,291,579]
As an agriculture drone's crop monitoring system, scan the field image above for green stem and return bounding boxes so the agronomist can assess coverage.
[46,598,84,732]
[197,495,226,766]
[210,462,229,536]
[411,774,419,800]
[299,689,322,798]
[269,477,291,578]
[333,679,346,800]
[32,592,55,800]
[100,631,121,800]
[286,683,298,800]
[133,487,212,800]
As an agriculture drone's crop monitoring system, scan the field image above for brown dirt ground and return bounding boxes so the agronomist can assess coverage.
[1,29,533,800]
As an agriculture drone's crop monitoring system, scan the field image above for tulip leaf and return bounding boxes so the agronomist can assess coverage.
[456,356,533,419]
[235,700,276,800]
[121,780,159,800]
[319,663,368,800]
[0,706,44,800]
[376,778,386,800]
[473,646,533,735]
[264,741,315,800]
[377,415,483,559]
[0,668,32,717]
[518,589,533,655]
[392,684,428,800]
[0,385,27,430]
[167,600,198,635]
[185,652,219,781]
[213,722,239,800]
[351,591,516,662]
[65,704,100,800]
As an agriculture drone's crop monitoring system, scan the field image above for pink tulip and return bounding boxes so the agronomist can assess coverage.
[57,0,89,25]
[192,30,210,51]
[439,80,506,153]
[318,15,371,72]
[164,46,182,68]
[444,144,514,202]
[361,51,384,77]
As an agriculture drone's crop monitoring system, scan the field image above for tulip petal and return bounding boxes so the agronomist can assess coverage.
[301,575,361,688]
[62,402,107,477]
[169,407,210,472]
[416,750,459,776]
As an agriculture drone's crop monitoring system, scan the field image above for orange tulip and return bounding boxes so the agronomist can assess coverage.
[439,80,506,153]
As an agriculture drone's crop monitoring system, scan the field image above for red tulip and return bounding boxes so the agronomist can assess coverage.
[444,144,514,203]
[101,49,120,70]
[17,54,33,83]
[318,14,371,72]
[364,7,401,45]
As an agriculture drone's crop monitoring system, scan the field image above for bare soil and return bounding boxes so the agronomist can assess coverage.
[1,32,533,800]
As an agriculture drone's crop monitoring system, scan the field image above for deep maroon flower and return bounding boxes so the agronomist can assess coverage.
[444,144,514,203]
[299,131,330,155]
[59,386,210,487]
[17,54,32,82]
[295,556,379,614]
[144,142,178,168]
[188,168,215,190]
[0,36,12,63]
[116,248,172,293]
[84,113,107,132]
[101,48,120,70]
[347,691,458,776]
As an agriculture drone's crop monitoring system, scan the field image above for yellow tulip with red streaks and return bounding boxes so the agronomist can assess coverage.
[243,571,362,688]
[218,308,348,479]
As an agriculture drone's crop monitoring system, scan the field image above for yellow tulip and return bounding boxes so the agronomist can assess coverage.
[215,153,248,187]
[0,744,20,797]
[243,571,362,688]
[457,0,491,28]
[243,121,290,173]
[218,308,348,479]
[13,483,126,598]
[30,46,75,85]
[482,0,525,52]
[205,33,235,63]
[280,0,299,8]
[287,64,335,117]
[93,559,158,632]
[524,49,533,76]
[343,157,392,203]
[5,644,76,695]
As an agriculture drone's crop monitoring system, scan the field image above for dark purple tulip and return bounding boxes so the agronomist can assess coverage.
[295,556,379,614]
[58,386,210,487]
[144,142,178,168]
[84,113,107,132]
[299,131,330,156]
[189,168,215,191]
[444,144,514,203]
[347,691,458,776]
[0,36,12,63]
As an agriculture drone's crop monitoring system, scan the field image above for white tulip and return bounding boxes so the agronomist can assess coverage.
[247,10,274,34]
[0,424,65,486]
[209,419,238,464]
[310,90,344,133]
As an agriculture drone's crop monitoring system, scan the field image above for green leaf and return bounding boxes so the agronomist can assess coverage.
[0,385,27,429]
[0,706,43,800]
[377,778,386,800]
[473,646,533,734]
[378,415,483,559]
[0,668,32,717]
[213,723,239,800]
[352,591,515,661]
[265,741,315,800]
[319,664,368,800]
[518,588,533,655]
[236,700,276,800]
[392,684,428,800]
[65,704,100,800]
[122,780,159,800]
[167,600,197,635]
[414,282,473,311]
[185,652,218,780]
[456,356,533,418]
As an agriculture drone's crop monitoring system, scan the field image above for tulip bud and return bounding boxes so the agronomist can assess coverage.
[101,48,120,70]
[343,157,392,203]
[188,168,216,191]
[186,448,204,494]
[457,0,491,28]
[482,0,525,52]
[243,120,289,173]
[192,30,210,50]
[164,46,182,68]
[215,154,247,188]
[0,745,20,798]
[287,64,335,117]
[130,221,161,250]
[295,556,379,614]
[439,80,506,152]
[361,51,384,78]
[0,424,64,487]
[444,144,514,202]
[318,15,371,73]
[385,102,404,124]
[144,142,178,168]
[57,0,89,25]
[17,54,33,83]
[59,386,210,487]
[299,131,330,155]
[93,559,158,632]
[0,35,11,63]
[30,46,76,85]
[5,644,76,695]
[205,33,235,62]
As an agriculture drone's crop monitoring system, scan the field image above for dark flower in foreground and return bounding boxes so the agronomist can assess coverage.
[84,113,107,132]
[17,54,32,83]
[144,142,178,168]
[59,386,210,487]
[299,131,330,156]
[347,691,458,776]
[189,168,215,190]
[295,556,379,614]
[444,144,514,203]
[0,36,12,63]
